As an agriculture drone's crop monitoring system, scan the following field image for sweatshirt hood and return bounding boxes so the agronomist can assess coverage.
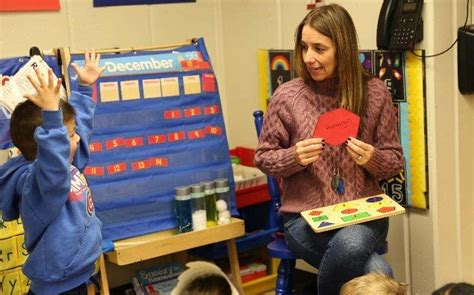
[0,156,30,221]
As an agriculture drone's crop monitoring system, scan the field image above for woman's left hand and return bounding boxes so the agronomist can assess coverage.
[345,137,374,165]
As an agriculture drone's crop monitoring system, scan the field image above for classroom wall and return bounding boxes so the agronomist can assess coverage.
[0,0,473,294]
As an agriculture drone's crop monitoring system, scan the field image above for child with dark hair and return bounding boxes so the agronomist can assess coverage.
[171,261,239,295]
[432,282,474,295]
[182,274,232,295]
[0,50,105,295]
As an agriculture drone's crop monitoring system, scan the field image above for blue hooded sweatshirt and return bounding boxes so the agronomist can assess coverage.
[0,85,102,294]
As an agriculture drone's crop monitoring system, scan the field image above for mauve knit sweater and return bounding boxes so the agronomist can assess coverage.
[255,77,404,213]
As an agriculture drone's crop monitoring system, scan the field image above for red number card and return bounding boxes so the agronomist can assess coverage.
[184,107,202,117]
[84,166,105,177]
[125,137,144,148]
[204,105,220,115]
[188,129,205,140]
[148,134,167,145]
[107,162,127,175]
[89,142,103,153]
[205,125,222,136]
[164,109,182,120]
[132,160,152,171]
[167,131,185,142]
[105,138,125,150]
[150,157,169,167]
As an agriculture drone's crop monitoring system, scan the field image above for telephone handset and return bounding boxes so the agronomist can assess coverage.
[377,0,423,50]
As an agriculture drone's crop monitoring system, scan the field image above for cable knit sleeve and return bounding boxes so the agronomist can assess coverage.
[363,79,404,179]
[254,84,306,178]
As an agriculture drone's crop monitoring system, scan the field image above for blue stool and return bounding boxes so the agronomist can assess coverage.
[253,110,388,295]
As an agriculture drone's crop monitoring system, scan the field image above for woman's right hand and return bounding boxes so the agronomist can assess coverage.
[294,138,325,166]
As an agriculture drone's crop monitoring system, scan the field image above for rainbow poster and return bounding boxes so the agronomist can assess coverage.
[301,194,406,233]
[257,50,294,110]
[269,51,293,100]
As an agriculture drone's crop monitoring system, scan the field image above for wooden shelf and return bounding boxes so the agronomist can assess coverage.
[100,218,246,294]
[106,218,245,266]
[243,273,277,295]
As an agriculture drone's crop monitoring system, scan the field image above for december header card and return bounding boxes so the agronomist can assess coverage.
[301,194,405,233]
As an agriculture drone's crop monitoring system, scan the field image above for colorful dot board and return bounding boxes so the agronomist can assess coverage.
[300,194,405,233]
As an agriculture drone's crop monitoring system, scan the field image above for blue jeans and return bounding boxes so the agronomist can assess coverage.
[282,213,392,295]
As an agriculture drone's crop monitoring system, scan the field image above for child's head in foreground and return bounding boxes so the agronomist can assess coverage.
[171,261,239,295]
[432,282,474,295]
[10,99,78,161]
[339,272,407,295]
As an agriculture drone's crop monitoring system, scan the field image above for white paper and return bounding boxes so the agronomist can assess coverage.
[0,56,66,114]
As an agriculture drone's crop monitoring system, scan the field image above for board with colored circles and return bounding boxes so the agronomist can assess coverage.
[300,194,405,233]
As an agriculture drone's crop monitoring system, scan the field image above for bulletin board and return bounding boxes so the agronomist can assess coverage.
[258,49,428,209]
[64,38,236,241]
[359,50,428,209]
[0,216,30,294]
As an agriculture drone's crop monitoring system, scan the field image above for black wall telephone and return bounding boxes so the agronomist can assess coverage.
[377,0,424,50]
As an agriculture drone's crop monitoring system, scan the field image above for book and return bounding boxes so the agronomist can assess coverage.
[238,259,267,283]
[133,262,184,295]
[0,55,65,114]
[300,194,405,233]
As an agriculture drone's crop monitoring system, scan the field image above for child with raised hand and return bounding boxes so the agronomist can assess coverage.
[0,50,105,295]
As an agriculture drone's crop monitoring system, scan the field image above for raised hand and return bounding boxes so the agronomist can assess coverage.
[71,49,106,85]
[345,137,374,165]
[24,68,62,111]
[294,138,325,166]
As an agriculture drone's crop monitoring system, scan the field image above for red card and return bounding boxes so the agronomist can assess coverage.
[0,0,60,11]
[84,166,105,177]
[313,108,360,146]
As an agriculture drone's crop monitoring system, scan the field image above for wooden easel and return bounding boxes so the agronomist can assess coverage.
[56,40,245,294]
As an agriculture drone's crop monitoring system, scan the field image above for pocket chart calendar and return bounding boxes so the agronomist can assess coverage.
[300,194,405,233]
[67,39,236,241]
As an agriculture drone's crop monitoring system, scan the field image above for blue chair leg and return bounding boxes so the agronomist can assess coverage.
[275,258,296,295]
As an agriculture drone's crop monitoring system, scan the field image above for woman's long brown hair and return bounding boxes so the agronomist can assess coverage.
[294,4,370,116]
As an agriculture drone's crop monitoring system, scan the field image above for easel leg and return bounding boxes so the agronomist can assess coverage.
[226,239,243,294]
[87,284,95,295]
[99,254,110,295]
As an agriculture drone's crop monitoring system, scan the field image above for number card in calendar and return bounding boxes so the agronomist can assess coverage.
[301,194,405,233]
